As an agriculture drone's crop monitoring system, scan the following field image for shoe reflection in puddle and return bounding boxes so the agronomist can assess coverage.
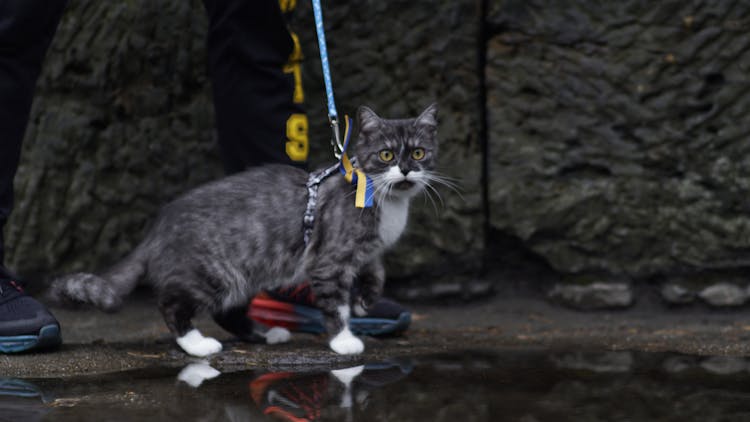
[0,378,50,421]
[250,359,412,421]
[250,370,328,420]
[177,361,221,388]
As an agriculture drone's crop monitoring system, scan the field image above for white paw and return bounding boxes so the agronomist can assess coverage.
[177,362,221,388]
[332,365,364,408]
[176,329,223,357]
[264,327,291,344]
[329,329,364,355]
[331,365,365,385]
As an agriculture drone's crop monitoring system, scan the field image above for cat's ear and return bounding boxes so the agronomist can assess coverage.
[415,103,438,129]
[357,106,381,135]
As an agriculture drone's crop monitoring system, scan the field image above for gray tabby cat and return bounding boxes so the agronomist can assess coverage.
[48,103,439,357]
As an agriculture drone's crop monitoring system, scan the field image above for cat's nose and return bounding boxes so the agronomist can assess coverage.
[400,167,411,177]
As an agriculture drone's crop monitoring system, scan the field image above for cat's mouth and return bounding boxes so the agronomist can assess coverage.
[393,180,416,190]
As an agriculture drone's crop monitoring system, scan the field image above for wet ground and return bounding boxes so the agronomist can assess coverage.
[7,350,750,421]
[5,287,750,420]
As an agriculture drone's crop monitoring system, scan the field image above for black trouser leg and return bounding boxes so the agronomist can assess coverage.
[0,0,67,275]
[202,0,308,174]
[212,304,264,342]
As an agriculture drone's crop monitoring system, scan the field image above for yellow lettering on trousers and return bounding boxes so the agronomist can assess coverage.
[285,113,308,162]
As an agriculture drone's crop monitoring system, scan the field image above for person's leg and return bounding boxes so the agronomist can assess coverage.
[202,0,411,339]
[202,0,308,174]
[0,0,67,352]
[0,0,68,273]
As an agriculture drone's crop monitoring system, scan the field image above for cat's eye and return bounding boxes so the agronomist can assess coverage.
[379,150,395,162]
[411,148,426,160]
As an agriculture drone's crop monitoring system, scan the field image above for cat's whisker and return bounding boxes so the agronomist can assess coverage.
[370,176,386,194]
[380,183,391,197]
[428,171,461,183]
[421,183,440,215]
[421,181,446,214]
[379,179,396,201]
[371,180,391,204]
[424,171,462,190]
[423,171,464,201]
[423,181,445,206]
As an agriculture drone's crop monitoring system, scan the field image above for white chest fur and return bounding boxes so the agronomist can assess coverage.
[378,198,410,248]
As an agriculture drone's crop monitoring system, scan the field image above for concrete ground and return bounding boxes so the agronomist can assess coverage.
[4,286,750,378]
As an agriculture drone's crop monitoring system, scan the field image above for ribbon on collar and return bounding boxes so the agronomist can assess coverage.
[337,116,374,208]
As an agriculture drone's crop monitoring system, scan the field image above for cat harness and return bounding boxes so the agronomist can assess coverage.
[303,116,374,244]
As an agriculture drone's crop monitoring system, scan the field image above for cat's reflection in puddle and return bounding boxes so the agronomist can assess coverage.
[176,358,413,419]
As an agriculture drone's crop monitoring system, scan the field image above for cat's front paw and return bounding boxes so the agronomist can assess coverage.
[329,330,364,355]
[177,362,221,388]
[176,329,223,357]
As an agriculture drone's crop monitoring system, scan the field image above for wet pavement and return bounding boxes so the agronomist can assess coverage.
[4,287,750,420]
[7,350,750,421]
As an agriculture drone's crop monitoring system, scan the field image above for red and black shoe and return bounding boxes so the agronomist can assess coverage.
[249,359,413,421]
[249,283,411,337]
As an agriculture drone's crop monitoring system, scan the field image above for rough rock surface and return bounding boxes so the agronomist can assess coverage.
[547,281,634,310]
[487,1,750,279]
[660,276,750,307]
[9,0,750,305]
[699,356,749,375]
[7,1,221,276]
[660,283,696,305]
[698,282,747,306]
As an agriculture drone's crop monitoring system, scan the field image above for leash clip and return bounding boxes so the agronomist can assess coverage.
[330,117,343,159]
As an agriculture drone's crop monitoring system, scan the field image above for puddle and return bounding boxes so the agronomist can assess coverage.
[5,350,750,421]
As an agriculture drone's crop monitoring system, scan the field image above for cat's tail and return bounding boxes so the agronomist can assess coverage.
[46,246,148,312]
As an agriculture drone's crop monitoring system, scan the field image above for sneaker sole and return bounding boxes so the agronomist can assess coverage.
[0,324,62,353]
[350,312,411,336]
[250,298,411,337]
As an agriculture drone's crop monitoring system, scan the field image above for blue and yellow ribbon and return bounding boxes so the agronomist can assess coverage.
[338,116,374,208]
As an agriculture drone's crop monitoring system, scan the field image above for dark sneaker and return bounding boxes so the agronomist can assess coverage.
[0,378,51,420]
[249,283,411,336]
[0,278,61,353]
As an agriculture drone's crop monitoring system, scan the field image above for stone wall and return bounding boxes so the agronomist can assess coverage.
[7,0,750,306]
[6,1,221,278]
[486,1,750,306]
[6,0,483,296]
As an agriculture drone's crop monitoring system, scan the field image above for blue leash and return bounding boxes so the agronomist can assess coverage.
[309,0,374,208]
[311,0,343,158]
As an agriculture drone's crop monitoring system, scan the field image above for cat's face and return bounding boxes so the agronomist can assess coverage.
[354,104,438,201]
